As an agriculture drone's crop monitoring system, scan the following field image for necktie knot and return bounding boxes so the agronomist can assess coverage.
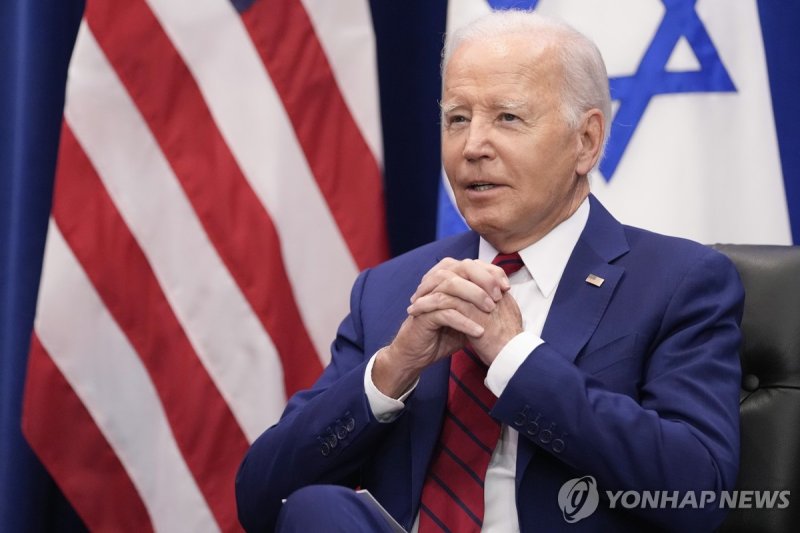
[492,252,524,276]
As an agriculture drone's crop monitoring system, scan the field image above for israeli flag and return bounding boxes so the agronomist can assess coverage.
[439,0,798,245]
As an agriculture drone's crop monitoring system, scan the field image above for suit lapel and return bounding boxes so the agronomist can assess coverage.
[541,196,630,358]
[516,195,630,485]
[539,244,625,363]
[405,232,480,524]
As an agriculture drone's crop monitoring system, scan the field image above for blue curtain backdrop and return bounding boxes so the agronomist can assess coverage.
[369,1,447,255]
[1,1,798,530]
[0,0,86,531]
[757,3,800,243]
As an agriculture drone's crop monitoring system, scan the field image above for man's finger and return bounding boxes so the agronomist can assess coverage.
[411,258,509,303]
[424,308,484,338]
[407,290,491,318]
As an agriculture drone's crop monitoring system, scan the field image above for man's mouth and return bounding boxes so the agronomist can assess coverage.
[468,183,497,192]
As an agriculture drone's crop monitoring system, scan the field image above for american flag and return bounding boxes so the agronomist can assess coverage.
[21,0,388,531]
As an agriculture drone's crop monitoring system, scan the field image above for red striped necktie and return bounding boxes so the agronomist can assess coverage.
[418,252,524,532]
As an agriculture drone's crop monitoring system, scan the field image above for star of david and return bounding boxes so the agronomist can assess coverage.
[486,0,737,181]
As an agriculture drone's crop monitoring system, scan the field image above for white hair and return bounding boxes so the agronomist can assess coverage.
[442,10,612,158]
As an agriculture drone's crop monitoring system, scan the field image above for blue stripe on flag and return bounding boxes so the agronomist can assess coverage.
[487,0,539,9]
[436,174,468,238]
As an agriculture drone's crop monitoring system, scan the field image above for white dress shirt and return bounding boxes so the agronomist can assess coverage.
[364,198,590,532]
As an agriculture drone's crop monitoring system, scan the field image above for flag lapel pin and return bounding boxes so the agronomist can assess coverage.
[585,274,605,287]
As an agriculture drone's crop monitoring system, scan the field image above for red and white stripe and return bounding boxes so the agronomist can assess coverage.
[22,0,387,531]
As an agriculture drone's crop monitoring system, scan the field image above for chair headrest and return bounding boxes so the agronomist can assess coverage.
[712,245,800,390]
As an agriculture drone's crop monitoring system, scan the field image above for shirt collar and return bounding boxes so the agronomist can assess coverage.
[478,197,590,298]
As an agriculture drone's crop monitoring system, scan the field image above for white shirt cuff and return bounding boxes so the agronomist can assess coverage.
[364,350,418,423]
[485,332,543,397]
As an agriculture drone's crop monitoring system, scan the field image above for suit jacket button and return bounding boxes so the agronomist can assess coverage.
[514,405,531,427]
[552,434,566,454]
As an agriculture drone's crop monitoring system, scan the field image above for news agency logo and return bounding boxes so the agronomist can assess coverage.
[558,476,599,523]
[557,475,792,523]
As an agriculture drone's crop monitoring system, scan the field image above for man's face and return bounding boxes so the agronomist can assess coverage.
[441,35,589,251]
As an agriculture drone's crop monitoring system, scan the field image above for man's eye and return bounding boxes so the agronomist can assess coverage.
[500,113,518,122]
[449,115,467,124]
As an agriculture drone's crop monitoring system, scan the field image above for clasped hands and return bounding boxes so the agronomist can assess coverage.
[373,258,523,398]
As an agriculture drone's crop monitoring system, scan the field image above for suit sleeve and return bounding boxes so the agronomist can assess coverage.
[491,249,744,531]
[234,268,397,532]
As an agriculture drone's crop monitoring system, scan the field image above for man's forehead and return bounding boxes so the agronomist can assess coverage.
[444,35,560,84]
[442,39,562,105]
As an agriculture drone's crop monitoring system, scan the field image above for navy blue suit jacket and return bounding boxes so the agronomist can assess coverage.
[236,196,743,532]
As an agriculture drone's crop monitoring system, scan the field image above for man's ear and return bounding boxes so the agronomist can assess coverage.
[576,109,605,176]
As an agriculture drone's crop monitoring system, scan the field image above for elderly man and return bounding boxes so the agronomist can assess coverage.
[235,10,742,533]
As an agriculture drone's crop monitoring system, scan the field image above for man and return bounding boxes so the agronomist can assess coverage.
[236,10,743,532]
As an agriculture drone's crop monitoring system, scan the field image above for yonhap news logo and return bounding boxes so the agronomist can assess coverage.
[557,476,791,523]
[558,476,599,523]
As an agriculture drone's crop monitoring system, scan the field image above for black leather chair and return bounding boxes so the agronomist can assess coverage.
[713,245,800,533]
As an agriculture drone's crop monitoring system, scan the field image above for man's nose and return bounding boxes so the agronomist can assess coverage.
[462,121,495,162]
